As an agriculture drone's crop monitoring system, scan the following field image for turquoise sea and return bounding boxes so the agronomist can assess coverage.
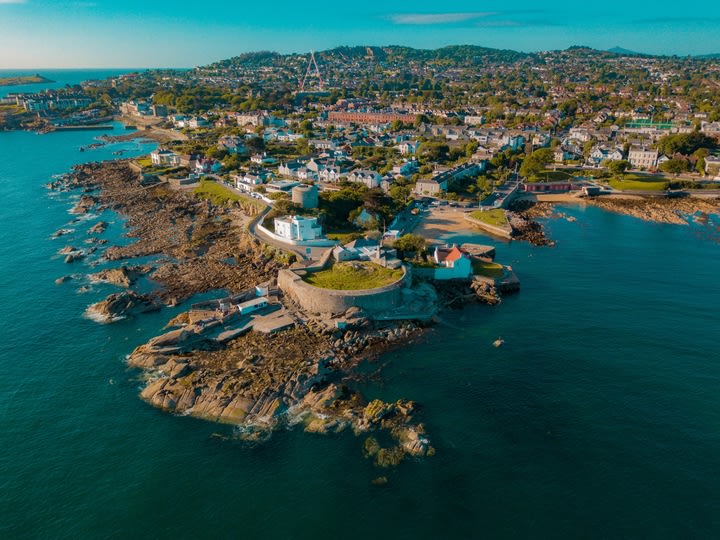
[2,92,720,538]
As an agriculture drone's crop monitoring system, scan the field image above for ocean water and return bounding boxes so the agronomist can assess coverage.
[0,70,146,98]
[1,125,720,539]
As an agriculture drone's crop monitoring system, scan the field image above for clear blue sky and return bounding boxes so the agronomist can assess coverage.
[1,0,719,68]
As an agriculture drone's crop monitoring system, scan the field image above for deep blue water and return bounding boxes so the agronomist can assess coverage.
[1,126,720,539]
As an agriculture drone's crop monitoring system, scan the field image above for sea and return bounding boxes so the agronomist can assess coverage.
[1,74,720,539]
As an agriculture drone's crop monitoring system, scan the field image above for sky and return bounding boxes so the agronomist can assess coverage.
[1,0,719,68]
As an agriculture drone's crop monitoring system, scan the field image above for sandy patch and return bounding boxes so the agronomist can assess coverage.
[413,208,477,242]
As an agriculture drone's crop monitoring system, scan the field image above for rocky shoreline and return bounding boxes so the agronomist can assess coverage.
[48,160,509,468]
[508,195,720,243]
[589,196,720,225]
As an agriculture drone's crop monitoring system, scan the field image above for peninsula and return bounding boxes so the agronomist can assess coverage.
[40,44,720,468]
[0,74,53,87]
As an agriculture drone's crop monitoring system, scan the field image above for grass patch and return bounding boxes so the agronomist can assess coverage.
[326,231,365,243]
[135,157,153,168]
[194,179,265,210]
[303,262,403,290]
[609,176,669,191]
[472,259,505,278]
[469,209,508,227]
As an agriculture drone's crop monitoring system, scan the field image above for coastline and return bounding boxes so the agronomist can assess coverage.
[48,160,508,467]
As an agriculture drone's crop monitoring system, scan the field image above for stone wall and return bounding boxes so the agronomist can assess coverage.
[278,266,412,317]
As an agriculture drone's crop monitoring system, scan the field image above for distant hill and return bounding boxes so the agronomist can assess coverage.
[607,46,645,56]
[202,45,720,71]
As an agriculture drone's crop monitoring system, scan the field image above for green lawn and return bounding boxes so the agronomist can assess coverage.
[609,176,669,191]
[194,179,265,210]
[472,259,505,278]
[469,209,508,227]
[326,231,365,244]
[135,157,152,168]
[303,262,403,290]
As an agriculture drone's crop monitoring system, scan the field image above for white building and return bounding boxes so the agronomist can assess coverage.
[628,145,659,170]
[150,149,181,167]
[273,216,323,242]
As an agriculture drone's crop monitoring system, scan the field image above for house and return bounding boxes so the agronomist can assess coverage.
[150,149,180,167]
[188,116,209,129]
[195,158,221,175]
[233,172,265,192]
[704,156,720,175]
[347,170,382,189]
[217,136,248,155]
[251,153,277,166]
[398,140,420,155]
[278,161,305,178]
[308,139,337,151]
[273,215,323,242]
[431,245,474,280]
[554,147,582,163]
[628,145,659,170]
[588,145,624,167]
[392,159,419,178]
[415,177,447,196]
[170,115,190,128]
[319,167,344,183]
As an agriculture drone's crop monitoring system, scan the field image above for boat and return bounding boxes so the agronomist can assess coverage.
[493,338,504,348]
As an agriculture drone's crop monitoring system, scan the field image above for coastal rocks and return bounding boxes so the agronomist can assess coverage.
[88,265,151,288]
[52,228,74,238]
[507,201,555,246]
[590,196,719,225]
[88,221,108,234]
[64,251,85,263]
[55,275,73,285]
[70,195,98,214]
[85,290,160,323]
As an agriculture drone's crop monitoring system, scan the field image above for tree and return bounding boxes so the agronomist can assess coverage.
[519,148,553,179]
[393,234,426,253]
[605,160,631,176]
[659,158,689,176]
[419,141,450,163]
[657,132,716,157]
[388,185,411,207]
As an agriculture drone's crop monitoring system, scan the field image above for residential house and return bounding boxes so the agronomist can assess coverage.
[347,169,382,189]
[415,177,447,196]
[217,136,248,155]
[392,159,419,178]
[195,158,221,175]
[397,140,421,155]
[704,155,720,176]
[273,215,323,242]
[588,145,624,167]
[150,149,180,167]
[316,167,338,183]
[628,145,659,170]
[431,245,474,280]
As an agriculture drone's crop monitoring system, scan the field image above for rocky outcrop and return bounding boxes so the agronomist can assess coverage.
[70,195,98,214]
[85,291,160,323]
[88,265,151,288]
[88,221,108,234]
[590,196,719,225]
